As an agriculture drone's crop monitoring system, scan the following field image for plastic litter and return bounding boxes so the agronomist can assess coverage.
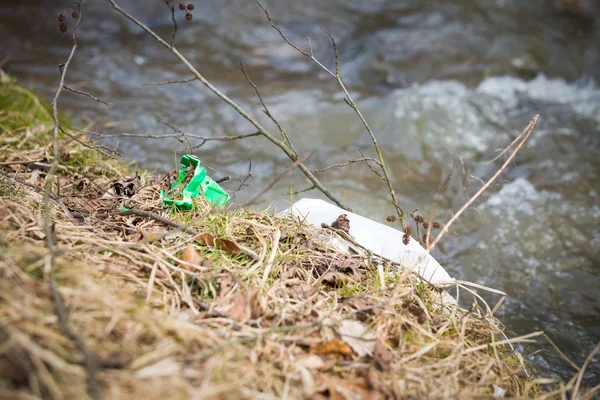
[279,198,453,284]
[161,155,230,210]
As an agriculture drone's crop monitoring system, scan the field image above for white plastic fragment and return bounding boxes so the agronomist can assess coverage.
[493,385,505,398]
[278,198,454,284]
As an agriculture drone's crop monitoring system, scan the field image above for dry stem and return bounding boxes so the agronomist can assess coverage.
[105,0,352,211]
[426,115,539,251]
[255,0,407,228]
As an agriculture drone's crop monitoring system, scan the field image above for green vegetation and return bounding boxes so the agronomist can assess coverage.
[0,79,552,399]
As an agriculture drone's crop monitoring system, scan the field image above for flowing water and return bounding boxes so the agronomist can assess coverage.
[2,0,599,387]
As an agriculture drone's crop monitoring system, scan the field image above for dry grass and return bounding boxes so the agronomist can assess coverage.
[1,80,594,400]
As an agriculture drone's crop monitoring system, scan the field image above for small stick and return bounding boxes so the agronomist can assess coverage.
[242,153,310,207]
[427,115,539,251]
[72,209,199,235]
[63,85,111,106]
[142,77,197,86]
[571,340,600,400]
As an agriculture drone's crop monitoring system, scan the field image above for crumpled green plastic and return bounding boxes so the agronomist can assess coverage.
[161,155,230,210]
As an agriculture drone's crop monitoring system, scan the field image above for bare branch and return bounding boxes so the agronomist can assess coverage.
[242,153,310,208]
[59,127,120,158]
[163,0,177,47]
[72,209,199,235]
[63,84,112,106]
[459,156,470,201]
[571,340,600,400]
[84,127,262,147]
[142,76,197,86]
[106,0,352,211]
[320,27,339,77]
[427,115,539,251]
[312,157,381,173]
[45,3,102,399]
[425,157,457,248]
[254,0,335,77]
[289,184,316,196]
[255,1,405,226]
[157,118,191,153]
[358,149,384,181]
[232,159,254,193]
[237,62,296,152]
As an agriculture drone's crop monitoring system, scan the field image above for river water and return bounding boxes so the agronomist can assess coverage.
[2,0,599,387]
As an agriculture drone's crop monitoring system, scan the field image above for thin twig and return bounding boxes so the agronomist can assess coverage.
[63,85,111,106]
[255,1,403,224]
[72,209,199,235]
[60,127,120,158]
[45,3,101,399]
[0,159,43,166]
[427,115,539,251]
[85,128,261,145]
[49,276,101,400]
[459,156,470,201]
[571,340,600,400]
[425,157,456,247]
[288,184,316,195]
[312,157,381,173]
[237,62,296,153]
[163,0,177,47]
[157,118,191,153]
[8,175,76,222]
[142,76,197,86]
[242,153,310,207]
[105,0,352,211]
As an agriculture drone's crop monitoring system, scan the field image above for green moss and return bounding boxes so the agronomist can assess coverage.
[0,80,53,137]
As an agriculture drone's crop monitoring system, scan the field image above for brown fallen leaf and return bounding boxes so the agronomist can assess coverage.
[196,233,240,254]
[366,366,393,399]
[195,233,258,259]
[131,226,168,242]
[179,244,204,271]
[310,340,353,358]
[227,289,262,322]
[315,375,373,400]
[372,339,391,372]
[320,271,349,287]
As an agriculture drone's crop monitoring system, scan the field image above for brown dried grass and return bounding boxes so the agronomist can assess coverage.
[1,81,594,400]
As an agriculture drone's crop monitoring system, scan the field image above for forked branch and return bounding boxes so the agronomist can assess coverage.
[426,115,539,251]
[255,0,406,228]
[105,0,351,211]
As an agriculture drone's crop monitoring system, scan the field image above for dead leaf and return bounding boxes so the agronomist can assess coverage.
[179,244,203,271]
[366,367,393,399]
[403,299,427,324]
[338,320,375,358]
[315,375,373,400]
[295,354,325,370]
[372,340,391,372]
[195,233,257,259]
[131,226,168,242]
[227,289,262,322]
[196,233,239,254]
[310,340,353,358]
[320,271,349,287]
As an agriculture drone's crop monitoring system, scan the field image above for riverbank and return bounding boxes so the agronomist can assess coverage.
[0,79,582,399]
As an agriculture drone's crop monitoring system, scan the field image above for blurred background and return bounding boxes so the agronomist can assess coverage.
[1,0,599,387]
